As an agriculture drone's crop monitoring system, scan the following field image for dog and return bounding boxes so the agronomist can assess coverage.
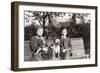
[51,39,60,60]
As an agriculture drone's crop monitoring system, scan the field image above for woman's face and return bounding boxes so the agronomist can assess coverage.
[37,28,43,36]
[61,29,67,36]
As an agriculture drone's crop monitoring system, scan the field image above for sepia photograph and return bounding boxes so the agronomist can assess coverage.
[24,11,91,61]
[11,1,97,71]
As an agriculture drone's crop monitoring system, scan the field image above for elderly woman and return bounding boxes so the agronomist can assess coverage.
[30,26,48,61]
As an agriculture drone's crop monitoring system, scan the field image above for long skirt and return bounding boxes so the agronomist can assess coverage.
[32,52,43,61]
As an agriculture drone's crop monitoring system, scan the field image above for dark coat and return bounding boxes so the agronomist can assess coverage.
[30,36,44,53]
[60,37,72,50]
[60,37,72,59]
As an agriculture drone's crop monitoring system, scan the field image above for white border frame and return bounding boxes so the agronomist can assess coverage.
[18,5,96,68]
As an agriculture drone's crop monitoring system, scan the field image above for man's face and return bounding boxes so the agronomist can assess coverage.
[37,28,43,36]
[61,29,67,36]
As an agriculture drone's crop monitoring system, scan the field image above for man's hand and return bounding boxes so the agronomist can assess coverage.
[62,49,66,53]
[62,48,69,52]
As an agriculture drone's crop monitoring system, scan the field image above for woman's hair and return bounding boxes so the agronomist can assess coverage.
[30,25,43,36]
[35,25,43,31]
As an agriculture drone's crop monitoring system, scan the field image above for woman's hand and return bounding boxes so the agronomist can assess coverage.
[34,52,38,55]
[42,47,48,52]
[34,48,41,55]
